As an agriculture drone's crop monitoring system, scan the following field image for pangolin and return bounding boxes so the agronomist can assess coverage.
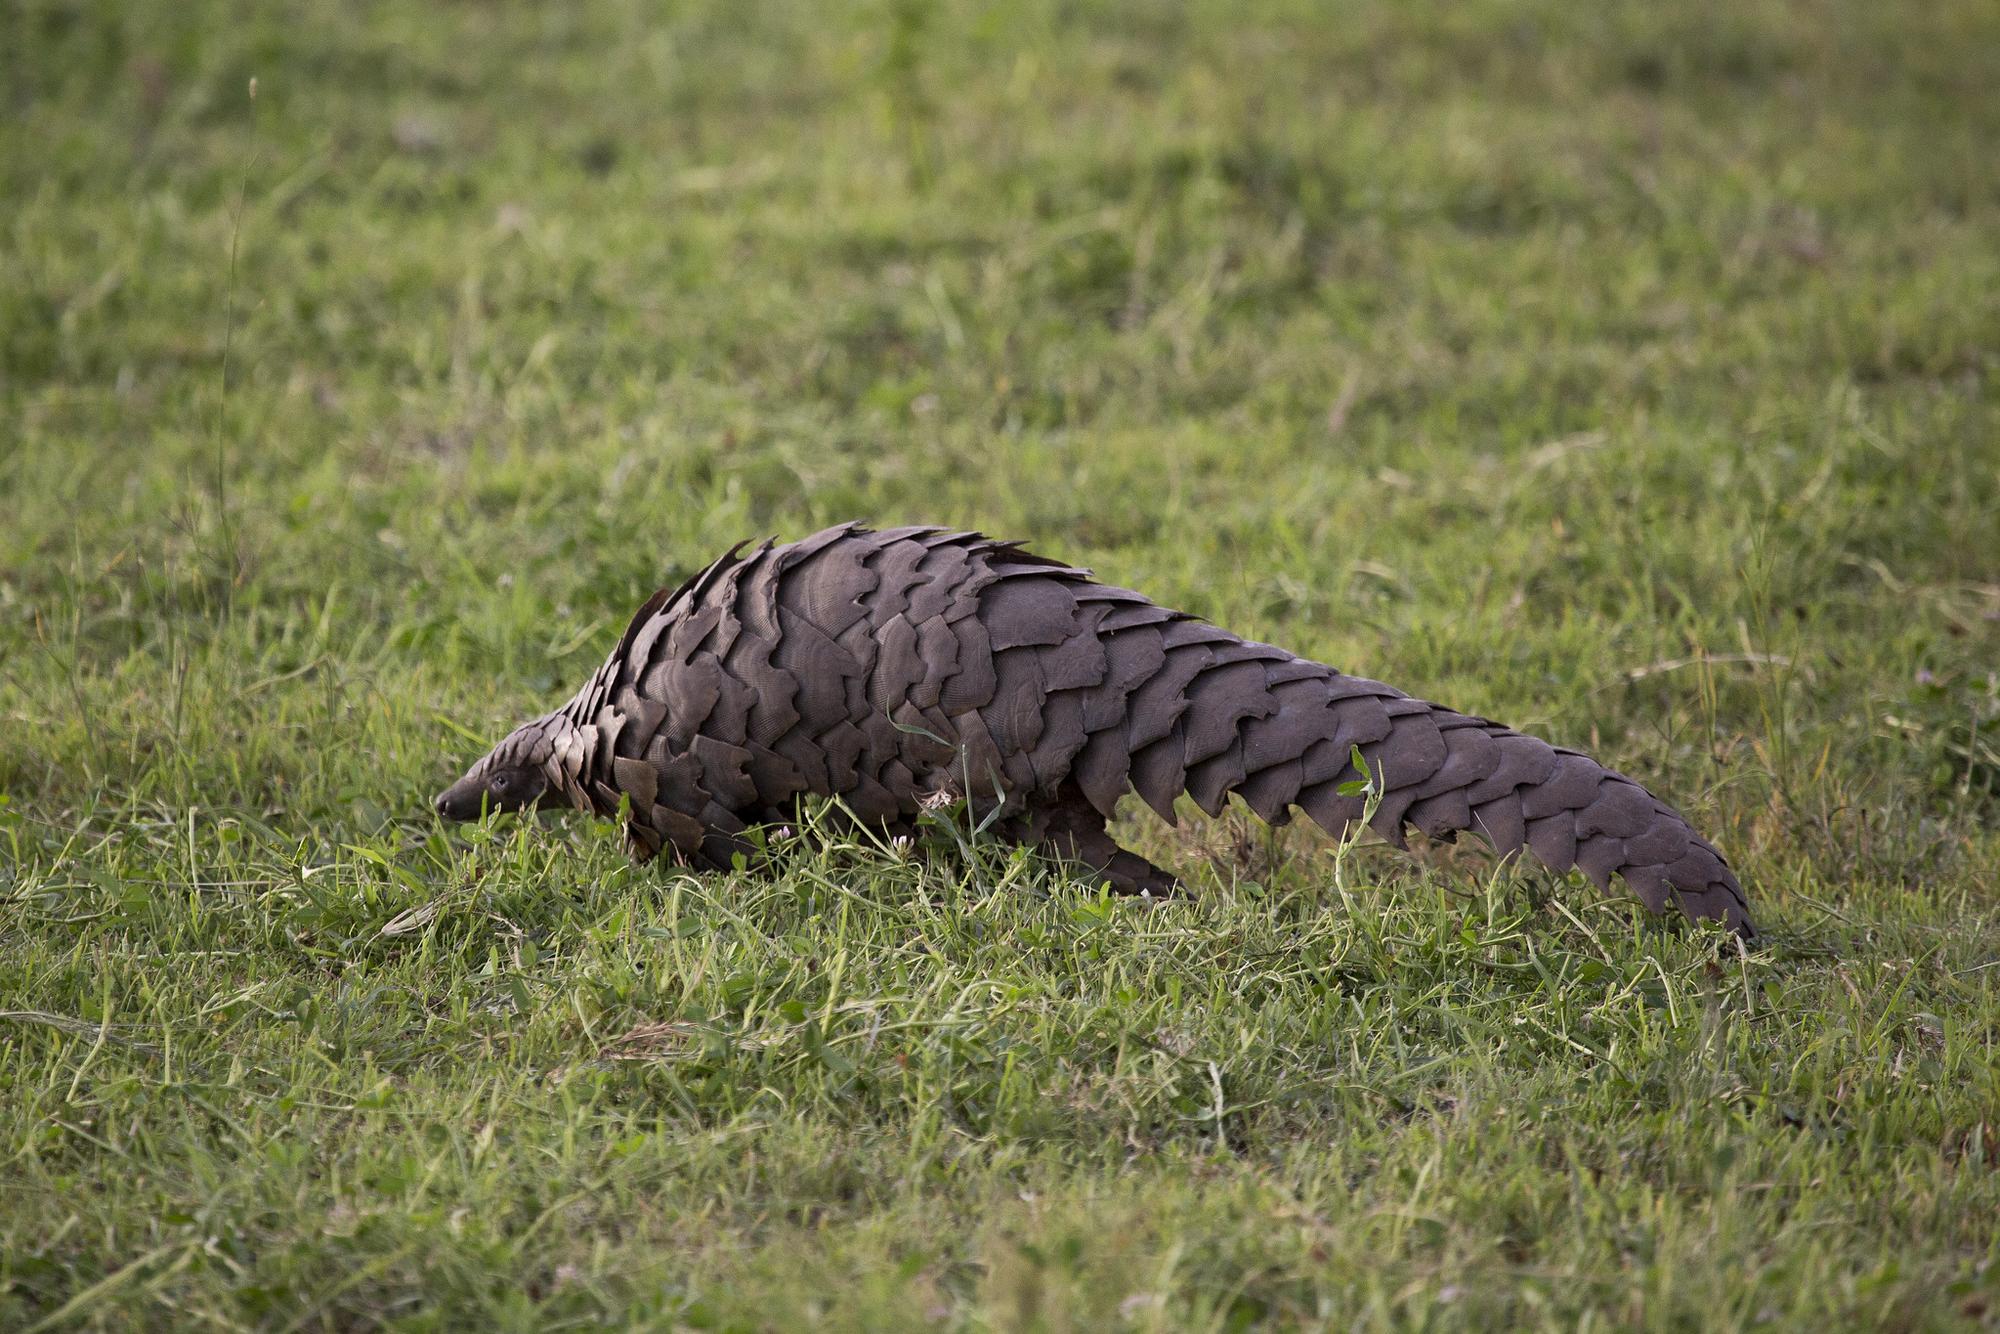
[435,523,1753,935]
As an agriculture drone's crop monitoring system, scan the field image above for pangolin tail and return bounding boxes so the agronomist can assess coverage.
[1059,610,1753,935]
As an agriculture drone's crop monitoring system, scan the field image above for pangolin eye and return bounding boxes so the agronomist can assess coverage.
[492,773,512,791]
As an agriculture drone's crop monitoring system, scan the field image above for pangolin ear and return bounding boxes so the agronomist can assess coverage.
[533,770,565,810]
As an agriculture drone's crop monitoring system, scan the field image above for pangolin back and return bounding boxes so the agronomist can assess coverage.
[490,523,1753,935]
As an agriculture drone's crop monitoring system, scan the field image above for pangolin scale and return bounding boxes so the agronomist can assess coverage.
[436,523,1753,935]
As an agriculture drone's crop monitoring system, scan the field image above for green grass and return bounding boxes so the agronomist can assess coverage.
[4,0,1999,1327]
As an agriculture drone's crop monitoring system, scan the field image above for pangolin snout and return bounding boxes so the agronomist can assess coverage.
[433,778,484,822]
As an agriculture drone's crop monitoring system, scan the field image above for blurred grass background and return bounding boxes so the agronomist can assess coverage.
[2,0,1998,1327]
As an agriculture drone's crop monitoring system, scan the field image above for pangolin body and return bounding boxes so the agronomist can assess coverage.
[436,523,1753,935]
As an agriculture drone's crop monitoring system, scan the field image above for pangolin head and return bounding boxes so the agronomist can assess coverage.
[433,713,582,822]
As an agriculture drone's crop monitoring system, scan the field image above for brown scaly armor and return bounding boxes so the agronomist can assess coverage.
[436,523,1753,935]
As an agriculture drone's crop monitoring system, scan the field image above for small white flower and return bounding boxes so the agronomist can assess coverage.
[1119,1293,1163,1317]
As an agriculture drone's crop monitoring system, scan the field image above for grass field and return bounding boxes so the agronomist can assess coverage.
[4,0,1999,1327]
